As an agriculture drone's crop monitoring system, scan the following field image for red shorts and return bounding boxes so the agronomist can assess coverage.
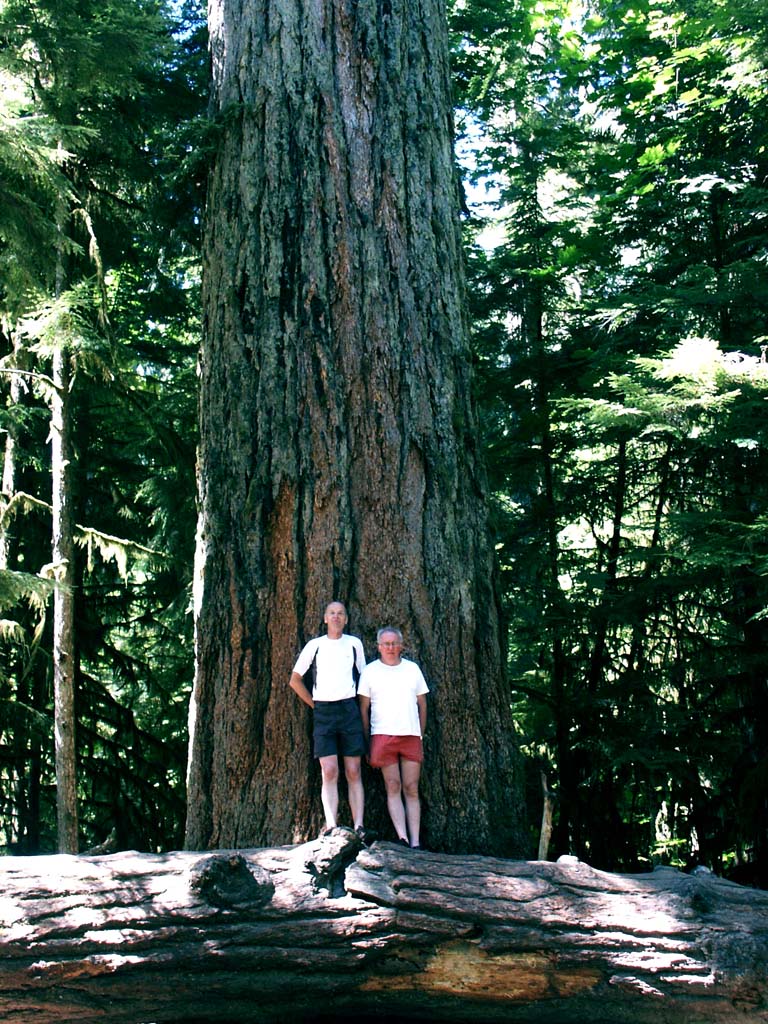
[369,734,423,768]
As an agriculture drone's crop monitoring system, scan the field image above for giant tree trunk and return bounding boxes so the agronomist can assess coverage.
[188,0,523,853]
[1,836,766,1023]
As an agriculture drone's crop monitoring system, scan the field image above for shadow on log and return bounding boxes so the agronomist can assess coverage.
[0,828,766,1023]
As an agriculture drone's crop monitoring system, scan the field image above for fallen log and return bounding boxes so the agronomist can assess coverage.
[0,829,766,1023]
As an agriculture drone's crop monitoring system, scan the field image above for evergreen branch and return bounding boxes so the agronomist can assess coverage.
[75,526,163,580]
[0,492,165,573]
[509,680,558,710]
[0,568,55,614]
[0,367,56,388]
[0,618,25,642]
[0,491,51,530]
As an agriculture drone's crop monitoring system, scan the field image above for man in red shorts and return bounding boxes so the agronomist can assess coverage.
[358,627,429,850]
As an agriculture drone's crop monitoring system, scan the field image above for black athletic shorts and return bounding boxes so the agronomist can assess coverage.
[313,698,366,758]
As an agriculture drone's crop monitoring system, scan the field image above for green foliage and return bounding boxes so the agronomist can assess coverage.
[0,0,205,854]
[453,0,768,881]
[2,0,766,875]
[0,568,55,612]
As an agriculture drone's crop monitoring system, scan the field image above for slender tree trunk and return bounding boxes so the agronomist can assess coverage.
[51,290,78,852]
[538,770,554,860]
[521,175,572,860]
[1,331,46,852]
[0,330,21,571]
[585,437,627,695]
[187,0,524,855]
[537,346,574,858]
[1,332,22,849]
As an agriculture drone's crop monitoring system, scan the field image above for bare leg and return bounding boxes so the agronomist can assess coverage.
[319,755,339,829]
[344,756,364,829]
[381,762,408,841]
[400,759,422,847]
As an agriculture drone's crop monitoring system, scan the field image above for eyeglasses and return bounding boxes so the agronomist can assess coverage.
[379,641,402,647]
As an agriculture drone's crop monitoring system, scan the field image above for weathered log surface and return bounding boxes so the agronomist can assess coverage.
[0,830,766,1024]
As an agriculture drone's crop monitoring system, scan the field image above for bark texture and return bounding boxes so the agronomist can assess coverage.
[188,0,523,853]
[51,342,78,854]
[0,838,766,1023]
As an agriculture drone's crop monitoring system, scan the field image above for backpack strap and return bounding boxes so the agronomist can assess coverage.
[352,642,361,689]
[308,643,320,695]
[308,636,361,694]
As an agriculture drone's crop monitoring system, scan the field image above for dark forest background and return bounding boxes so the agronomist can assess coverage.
[1,0,766,883]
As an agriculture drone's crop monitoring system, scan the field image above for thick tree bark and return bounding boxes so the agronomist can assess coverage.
[0,835,766,1023]
[188,0,523,853]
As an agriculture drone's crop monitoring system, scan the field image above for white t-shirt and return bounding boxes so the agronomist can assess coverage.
[292,634,366,702]
[357,658,429,736]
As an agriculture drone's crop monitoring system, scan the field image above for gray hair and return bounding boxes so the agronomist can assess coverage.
[376,626,403,643]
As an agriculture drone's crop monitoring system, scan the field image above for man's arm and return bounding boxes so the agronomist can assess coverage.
[358,694,371,742]
[417,693,427,736]
[353,637,366,676]
[289,671,314,708]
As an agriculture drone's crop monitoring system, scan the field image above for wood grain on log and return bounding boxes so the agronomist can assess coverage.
[0,829,766,1023]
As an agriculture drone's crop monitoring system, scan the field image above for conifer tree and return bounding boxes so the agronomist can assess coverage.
[187,0,525,854]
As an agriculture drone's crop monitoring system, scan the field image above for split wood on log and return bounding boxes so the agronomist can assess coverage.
[0,829,766,1024]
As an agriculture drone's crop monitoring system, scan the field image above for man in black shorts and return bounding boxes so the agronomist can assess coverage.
[289,601,367,837]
